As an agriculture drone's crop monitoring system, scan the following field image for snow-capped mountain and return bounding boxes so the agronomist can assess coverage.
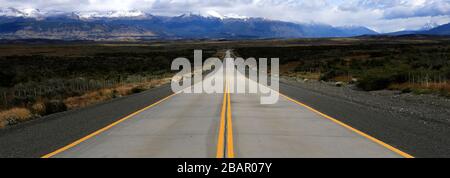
[0,8,150,20]
[73,10,147,19]
[176,11,249,20]
[0,7,43,18]
[204,10,249,20]
[424,22,450,35]
[420,21,439,31]
[0,8,379,40]
[385,21,450,36]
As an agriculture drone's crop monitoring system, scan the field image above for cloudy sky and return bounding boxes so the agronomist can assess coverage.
[1,0,450,32]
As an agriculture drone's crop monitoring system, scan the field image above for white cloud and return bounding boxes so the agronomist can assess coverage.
[1,0,449,32]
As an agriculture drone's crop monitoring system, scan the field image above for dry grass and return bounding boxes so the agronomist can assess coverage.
[286,72,321,80]
[31,101,46,115]
[389,82,450,96]
[64,78,171,110]
[280,61,302,74]
[332,75,354,83]
[0,108,33,128]
[64,88,117,109]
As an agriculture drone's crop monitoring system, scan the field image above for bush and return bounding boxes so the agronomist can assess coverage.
[412,89,433,95]
[131,86,147,94]
[111,89,121,98]
[44,100,67,115]
[319,69,346,81]
[0,120,5,128]
[0,108,33,128]
[357,74,393,91]
[31,102,46,116]
[357,67,409,91]
[443,66,450,79]
[401,88,412,93]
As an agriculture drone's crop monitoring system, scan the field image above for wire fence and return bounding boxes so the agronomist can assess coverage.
[407,72,448,87]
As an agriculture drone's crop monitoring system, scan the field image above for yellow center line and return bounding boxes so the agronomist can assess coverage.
[279,92,414,158]
[216,82,227,158]
[226,80,235,158]
[216,77,235,158]
[41,92,178,158]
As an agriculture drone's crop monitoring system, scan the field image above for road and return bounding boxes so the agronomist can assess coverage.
[34,50,407,158]
[4,50,436,158]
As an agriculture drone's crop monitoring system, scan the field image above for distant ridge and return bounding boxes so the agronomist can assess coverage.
[385,22,450,36]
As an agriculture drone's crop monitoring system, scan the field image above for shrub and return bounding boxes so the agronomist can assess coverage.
[44,100,67,115]
[0,120,5,128]
[114,86,134,96]
[413,89,433,95]
[320,69,346,81]
[443,66,450,79]
[357,67,409,91]
[401,88,412,93]
[131,86,147,94]
[111,89,120,98]
[31,101,46,116]
[0,108,33,128]
[357,75,392,91]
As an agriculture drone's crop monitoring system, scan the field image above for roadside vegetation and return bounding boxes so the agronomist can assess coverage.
[0,42,216,128]
[235,37,450,97]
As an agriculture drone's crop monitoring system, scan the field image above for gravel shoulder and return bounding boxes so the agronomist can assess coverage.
[282,77,450,127]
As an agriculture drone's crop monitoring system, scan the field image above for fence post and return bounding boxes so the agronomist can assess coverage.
[3,92,7,107]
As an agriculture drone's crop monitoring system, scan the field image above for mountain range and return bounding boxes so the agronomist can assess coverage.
[0,8,449,41]
[385,22,450,36]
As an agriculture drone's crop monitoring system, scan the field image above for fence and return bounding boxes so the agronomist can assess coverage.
[407,72,448,87]
[0,74,171,109]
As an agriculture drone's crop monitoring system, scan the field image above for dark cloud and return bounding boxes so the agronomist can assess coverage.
[383,1,450,19]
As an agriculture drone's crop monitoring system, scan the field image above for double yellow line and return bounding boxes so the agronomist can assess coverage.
[42,79,236,158]
[216,80,235,158]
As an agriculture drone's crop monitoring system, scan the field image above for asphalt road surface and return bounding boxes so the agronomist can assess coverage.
[37,51,406,158]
